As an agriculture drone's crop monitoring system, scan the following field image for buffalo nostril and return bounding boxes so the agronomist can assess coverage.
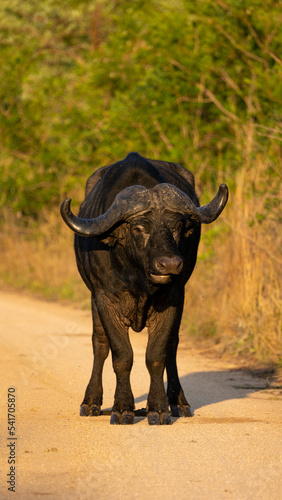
[154,256,183,275]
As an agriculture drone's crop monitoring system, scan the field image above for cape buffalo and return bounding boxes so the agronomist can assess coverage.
[60,152,228,425]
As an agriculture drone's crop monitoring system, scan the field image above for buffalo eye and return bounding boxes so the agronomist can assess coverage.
[172,220,185,235]
[131,225,145,235]
[175,221,184,232]
[171,221,184,243]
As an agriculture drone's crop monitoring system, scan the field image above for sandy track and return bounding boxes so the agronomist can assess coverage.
[0,290,281,499]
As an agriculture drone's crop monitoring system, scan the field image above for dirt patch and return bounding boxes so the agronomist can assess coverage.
[0,290,281,500]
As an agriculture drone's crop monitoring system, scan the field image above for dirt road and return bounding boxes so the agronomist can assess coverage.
[0,290,281,499]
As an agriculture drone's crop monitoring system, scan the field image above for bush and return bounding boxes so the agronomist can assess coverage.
[0,0,281,365]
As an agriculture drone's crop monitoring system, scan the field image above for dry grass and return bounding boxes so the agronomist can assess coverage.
[0,158,281,366]
[184,157,281,366]
[0,210,88,306]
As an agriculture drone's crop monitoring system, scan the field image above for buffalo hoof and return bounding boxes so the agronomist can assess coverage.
[170,404,192,418]
[147,411,171,425]
[80,404,101,416]
[80,404,90,416]
[89,405,101,416]
[110,411,134,425]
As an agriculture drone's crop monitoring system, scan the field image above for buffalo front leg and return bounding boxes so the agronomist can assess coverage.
[95,292,135,425]
[80,296,109,417]
[146,309,179,425]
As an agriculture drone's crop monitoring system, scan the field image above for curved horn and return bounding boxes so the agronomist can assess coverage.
[197,184,229,223]
[153,183,228,224]
[60,185,150,237]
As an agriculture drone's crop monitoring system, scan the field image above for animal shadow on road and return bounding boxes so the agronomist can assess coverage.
[102,368,267,424]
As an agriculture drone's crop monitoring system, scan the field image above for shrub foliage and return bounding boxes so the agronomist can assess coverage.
[0,0,280,215]
[0,0,281,365]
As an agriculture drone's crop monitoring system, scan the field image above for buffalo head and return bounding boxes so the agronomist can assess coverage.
[61,182,228,285]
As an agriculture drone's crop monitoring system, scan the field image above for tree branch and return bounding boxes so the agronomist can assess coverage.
[200,86,240,123]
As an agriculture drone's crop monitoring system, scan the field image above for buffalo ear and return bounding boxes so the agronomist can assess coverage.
[98,234,117,246]
[97,224,126,247]
[183,216,197,237]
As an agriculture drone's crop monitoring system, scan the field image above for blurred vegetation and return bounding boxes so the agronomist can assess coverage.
[0,0,281,366]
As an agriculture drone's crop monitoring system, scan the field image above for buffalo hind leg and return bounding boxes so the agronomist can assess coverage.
[166,328,192,418]
[80,297,109,417]
[166,355,192,418]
